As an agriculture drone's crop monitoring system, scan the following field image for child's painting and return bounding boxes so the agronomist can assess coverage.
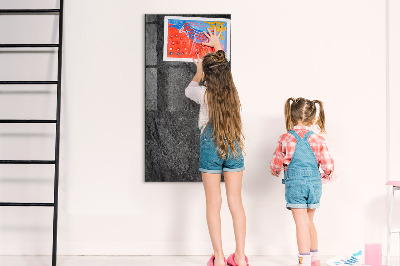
[163,16,231,62]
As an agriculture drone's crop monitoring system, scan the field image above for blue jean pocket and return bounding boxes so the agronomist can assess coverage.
[311,182,322,203]
[285,181,303,203]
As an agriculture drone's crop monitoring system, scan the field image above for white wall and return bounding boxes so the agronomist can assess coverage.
[0,0,389,257]
[388,0,400,257]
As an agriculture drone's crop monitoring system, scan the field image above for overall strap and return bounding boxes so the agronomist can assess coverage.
[303,130,314,140]
[288,130,301,141]
[284,129,320,181]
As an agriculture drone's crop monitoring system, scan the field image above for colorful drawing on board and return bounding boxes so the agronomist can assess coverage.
[163,16,230,62]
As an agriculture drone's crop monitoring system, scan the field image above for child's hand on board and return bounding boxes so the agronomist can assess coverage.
[202,28,223,51]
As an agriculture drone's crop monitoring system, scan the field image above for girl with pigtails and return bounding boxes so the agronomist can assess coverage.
[270,98,335,266]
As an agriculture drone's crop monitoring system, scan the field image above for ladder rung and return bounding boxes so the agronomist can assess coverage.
[0,119,56,123]
[0,202,54,207]
[0,9,60,14]
[0,44,59,48]
[0,81,58,84]
[0,160,55,164]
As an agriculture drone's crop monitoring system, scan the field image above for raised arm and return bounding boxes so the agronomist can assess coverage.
[192,54,202,83]
[192,27,224,84]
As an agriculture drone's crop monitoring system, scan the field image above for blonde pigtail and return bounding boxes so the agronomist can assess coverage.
[313,100,326,133]
[285,98,295,131]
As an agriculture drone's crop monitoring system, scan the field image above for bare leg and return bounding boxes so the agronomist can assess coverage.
[225,171,247,266]
[202,172,225,266]
[292,208,311,254]
[307,209,318,251]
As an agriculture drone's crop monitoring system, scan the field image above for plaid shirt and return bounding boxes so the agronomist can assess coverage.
[270,126,334,179]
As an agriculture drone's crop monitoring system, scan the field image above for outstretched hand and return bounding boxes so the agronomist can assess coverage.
[202,28,223,51]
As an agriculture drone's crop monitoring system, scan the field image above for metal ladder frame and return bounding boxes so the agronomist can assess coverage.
[0,2,64,265]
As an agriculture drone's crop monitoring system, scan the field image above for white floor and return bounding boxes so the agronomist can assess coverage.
[0,256,397,266]
[0,255,332,266]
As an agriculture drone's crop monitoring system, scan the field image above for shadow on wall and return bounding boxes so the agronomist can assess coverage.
[243,114,294,254]
[168,182,207,254]
[364,194,388,249]
[365,195,387,228]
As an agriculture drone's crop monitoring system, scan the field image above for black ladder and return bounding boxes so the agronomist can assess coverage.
[0,2,64,266]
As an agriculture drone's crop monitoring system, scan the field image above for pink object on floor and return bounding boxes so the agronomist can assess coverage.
[207,254,227,266]
[227,253,249,266]
[365,243,382,266]
[386,181,400,187]
[321,173,338,184]
[207,255,215,266]
[311,260,321,266]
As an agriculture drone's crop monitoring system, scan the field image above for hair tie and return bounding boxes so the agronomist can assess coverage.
[209,62,229,68]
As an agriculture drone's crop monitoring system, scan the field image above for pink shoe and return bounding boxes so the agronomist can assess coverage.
[207,254,227,266]
[311,260,320,266]
[227,253,249,266]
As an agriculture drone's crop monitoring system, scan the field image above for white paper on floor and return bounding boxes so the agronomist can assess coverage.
[326,249,364,266]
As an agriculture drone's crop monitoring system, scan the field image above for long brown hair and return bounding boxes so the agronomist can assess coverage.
[284,97,326,133]
[202,50,244,158]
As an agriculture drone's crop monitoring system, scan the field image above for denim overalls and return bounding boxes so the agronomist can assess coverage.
[283,130,322,210]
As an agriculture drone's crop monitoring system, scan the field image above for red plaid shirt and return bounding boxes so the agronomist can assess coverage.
[270,126,334,179]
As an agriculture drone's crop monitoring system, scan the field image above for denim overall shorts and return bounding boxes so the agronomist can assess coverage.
[283,130,322,210]
[199,124,245,174]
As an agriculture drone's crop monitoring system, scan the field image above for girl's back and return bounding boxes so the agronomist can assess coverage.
[270,126,334,179]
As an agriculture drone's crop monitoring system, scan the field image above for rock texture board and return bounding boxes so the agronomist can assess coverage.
[145,14,231,182]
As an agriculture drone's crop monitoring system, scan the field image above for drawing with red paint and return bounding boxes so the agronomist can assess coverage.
[163,16,230,62]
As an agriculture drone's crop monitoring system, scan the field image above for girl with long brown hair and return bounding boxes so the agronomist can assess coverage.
[185,28,248,266]
[270,98,335,266]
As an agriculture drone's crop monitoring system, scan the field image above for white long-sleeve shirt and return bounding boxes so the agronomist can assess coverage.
[185,81,209,132]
